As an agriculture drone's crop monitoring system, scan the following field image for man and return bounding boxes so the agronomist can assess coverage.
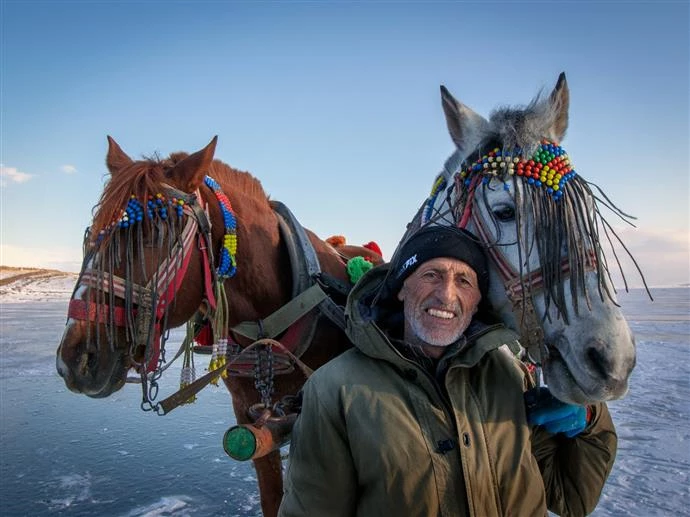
[278,225,617,517]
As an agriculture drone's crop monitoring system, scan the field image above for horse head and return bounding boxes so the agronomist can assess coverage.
[56,137,222,398]
[420,73,639,405]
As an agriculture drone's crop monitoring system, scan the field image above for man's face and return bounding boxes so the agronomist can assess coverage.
[397,257,481,354]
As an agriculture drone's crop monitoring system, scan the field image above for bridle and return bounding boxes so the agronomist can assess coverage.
[464,187,597,364]
[423,141,599,364]
[68,181,219,375]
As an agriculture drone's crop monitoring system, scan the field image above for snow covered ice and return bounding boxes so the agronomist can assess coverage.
[1,270,688,516]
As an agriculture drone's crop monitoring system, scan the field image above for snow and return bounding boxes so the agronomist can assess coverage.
[1,268,688,516]
[0,266,77,303]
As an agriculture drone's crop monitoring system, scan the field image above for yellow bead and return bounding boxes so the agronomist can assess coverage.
[553,185,560,191]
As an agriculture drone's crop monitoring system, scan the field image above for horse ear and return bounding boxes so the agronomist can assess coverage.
[548,72,569,142]
[440,85,490,156]
[106,136,133,174]
[170,136,218,192]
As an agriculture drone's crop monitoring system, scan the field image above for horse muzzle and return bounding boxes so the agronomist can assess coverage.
[543,332,636,405]
[56,320,128,398]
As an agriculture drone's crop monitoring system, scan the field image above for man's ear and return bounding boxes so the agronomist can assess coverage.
[397,284,406,302]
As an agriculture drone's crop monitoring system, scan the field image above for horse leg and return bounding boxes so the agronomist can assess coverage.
[253,450,284,517]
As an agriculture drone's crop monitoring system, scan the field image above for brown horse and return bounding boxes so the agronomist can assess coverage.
[55,136,383,517]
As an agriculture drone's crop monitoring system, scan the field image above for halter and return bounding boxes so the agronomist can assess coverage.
[68,178,230,378]
[425,140,598,364]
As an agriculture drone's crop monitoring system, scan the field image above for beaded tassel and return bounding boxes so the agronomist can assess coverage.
[423,174,448,223]
[204,176,238,279]
[179,321,197,404]
[208,282,230,384]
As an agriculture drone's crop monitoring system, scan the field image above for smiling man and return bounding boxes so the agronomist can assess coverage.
[279,225,617,517]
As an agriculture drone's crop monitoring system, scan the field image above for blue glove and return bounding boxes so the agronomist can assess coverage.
[525,387,589,438]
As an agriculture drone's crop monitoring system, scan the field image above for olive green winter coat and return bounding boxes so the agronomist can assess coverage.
[278,266,617,517]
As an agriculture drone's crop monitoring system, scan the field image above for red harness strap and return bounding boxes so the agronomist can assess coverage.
[68,299,133,327]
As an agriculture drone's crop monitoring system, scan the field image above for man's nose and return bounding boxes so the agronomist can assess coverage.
[436,279,456,302]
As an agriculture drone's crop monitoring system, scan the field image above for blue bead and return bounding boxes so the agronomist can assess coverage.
[528,178,535,185]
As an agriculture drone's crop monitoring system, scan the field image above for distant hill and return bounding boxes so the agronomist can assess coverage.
[0,266,78,302]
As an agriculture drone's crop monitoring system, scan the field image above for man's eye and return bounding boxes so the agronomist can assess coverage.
[457,277,473,287]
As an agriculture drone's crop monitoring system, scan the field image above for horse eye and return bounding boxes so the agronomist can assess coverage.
[492,204,515,222]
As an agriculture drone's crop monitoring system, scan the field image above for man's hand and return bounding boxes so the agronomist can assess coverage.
[525,387,591,438]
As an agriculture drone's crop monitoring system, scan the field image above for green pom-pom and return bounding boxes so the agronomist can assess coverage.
[346,256,373,284]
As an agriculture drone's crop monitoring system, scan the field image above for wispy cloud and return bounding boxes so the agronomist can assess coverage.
[60,164,78,174]
[604,226,689,288]
[0,164,33,187]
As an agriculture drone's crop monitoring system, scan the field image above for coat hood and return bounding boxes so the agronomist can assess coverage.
[344,263,520,367]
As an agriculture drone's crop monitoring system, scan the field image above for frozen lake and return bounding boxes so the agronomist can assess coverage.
[1,287,688,516]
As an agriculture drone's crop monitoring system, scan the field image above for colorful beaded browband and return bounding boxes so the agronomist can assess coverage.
[459,140,577,200]
[101,175,238,279]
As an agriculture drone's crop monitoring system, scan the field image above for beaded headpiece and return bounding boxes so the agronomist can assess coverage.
[459,140,575,199]
[95,176,238,281]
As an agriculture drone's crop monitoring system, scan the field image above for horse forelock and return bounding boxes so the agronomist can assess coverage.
[92,157,168,240]
[486,90,561,156]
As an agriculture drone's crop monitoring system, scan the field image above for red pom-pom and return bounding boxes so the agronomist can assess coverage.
[363,241,383,257]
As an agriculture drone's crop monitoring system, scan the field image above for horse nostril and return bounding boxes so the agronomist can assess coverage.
[586,341,612,379]
[75,346,99,377]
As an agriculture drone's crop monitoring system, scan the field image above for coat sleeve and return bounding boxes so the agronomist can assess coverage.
[278,375,358,517]
[531,402,617,517]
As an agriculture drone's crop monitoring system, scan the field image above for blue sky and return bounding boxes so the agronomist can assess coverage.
[1,1,688,288]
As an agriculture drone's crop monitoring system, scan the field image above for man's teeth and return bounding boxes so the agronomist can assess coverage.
[427,308,454,319]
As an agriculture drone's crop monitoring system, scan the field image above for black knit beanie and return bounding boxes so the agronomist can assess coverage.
[387,225,489,298]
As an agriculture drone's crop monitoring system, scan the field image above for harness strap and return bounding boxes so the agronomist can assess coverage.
[158,338,313,416]
[231,283,330,341]
[68,299,133,327]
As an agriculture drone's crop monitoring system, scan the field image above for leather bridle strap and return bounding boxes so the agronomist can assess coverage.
[467,206,597,364]
[468,207,547,363]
